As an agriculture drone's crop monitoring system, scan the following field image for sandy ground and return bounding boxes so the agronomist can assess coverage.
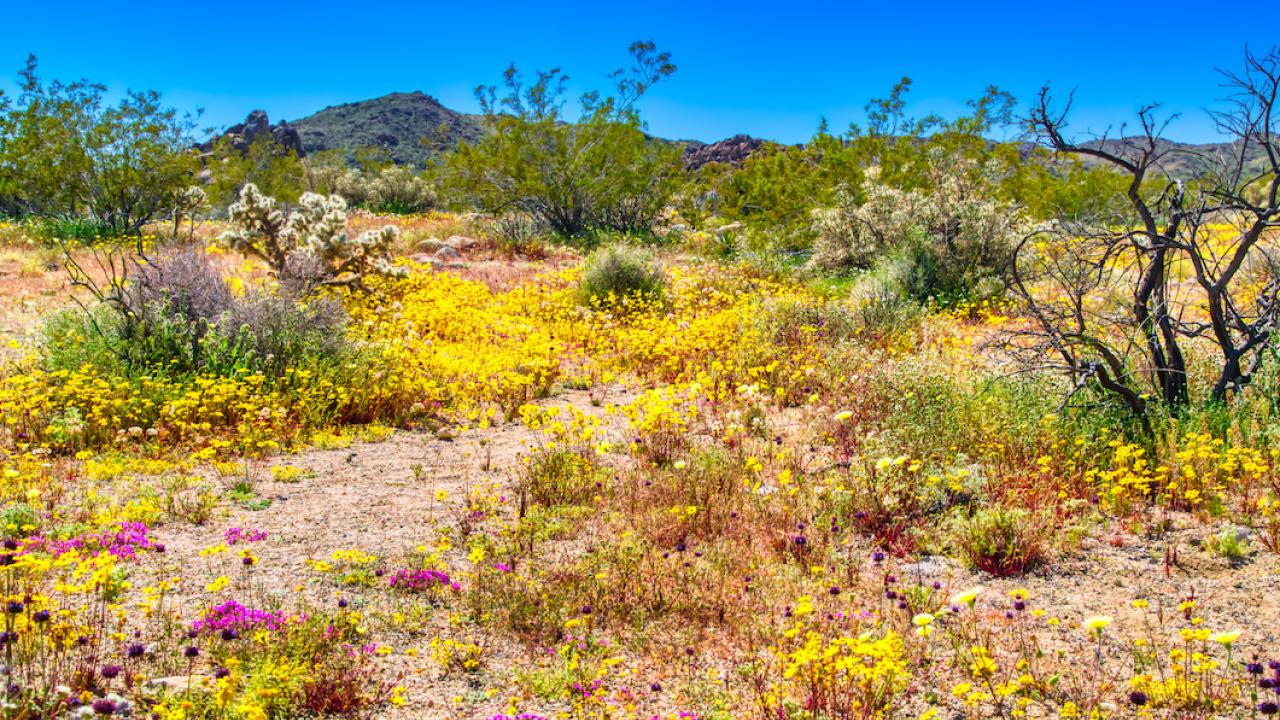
[134,401,1280,718]
[140,388,636,719]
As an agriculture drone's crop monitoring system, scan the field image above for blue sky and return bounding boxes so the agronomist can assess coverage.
[2,1,1270,144]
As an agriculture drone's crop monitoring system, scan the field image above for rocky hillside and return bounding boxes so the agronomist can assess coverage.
[1074,137,1272,179]
[290,91,486,167]
[682,134,768,169]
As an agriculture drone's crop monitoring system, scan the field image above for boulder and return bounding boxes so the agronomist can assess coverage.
[445,235,481,251]
[897,555,958,580]
[407,253,439,265]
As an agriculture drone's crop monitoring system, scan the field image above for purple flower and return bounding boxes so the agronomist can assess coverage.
[18,522,157,561]
[192,600,290,636]
[387,568,453,594]
[224,527,268,545]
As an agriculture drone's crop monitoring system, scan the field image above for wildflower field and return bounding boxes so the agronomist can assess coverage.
[1,208,1279,720]
[3,34,1280,720]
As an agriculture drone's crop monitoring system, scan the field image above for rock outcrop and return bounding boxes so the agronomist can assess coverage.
[682,134,767,169]
[200,110,305,157]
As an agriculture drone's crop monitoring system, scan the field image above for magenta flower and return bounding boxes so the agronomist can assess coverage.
[224,527,269,545]
[192,600,290,635]
[387,568,453,593]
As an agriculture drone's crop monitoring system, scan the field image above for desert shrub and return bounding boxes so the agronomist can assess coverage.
[712,132,862,247]
[578,244,668,308]
[220,183,404,295]
[220,295,353,377]
[445,42,682,239]
[206,133,306,209]
[488,213,549,256]
[42,294,353,382]
[812,154,1023,304]
[950,507,1048,576]
[762,297,859,347]
[306,157,437,214]
[135,245,235,325]
[42,246,356,380]
[28,217,121,244]
[0,56,198,235]
[519,448,602,507]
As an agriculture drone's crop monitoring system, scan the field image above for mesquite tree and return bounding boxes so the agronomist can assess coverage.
[1010,46,1280,427]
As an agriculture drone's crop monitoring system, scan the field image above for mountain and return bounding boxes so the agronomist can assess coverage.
[281,91,772,169]
[289,91,486,167]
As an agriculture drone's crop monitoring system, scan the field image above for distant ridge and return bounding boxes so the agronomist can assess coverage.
[215,91,1260,178]
[1072,137,1272,179]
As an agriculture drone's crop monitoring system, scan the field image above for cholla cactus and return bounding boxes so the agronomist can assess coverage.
[172,185,208,240]
[220,183,405,294]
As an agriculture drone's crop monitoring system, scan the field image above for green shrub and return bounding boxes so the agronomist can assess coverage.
[579,244,668,309]
[950,507,1048,577]
[520,449,602,507]
[1204,524,1250,561]
[811,153,1022,304]
[0,56,198,234]
[487,214,549,257]
[206,134,305,209]
[30,217,124,244]
[445,42,681,239]
[0,503,40,538]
